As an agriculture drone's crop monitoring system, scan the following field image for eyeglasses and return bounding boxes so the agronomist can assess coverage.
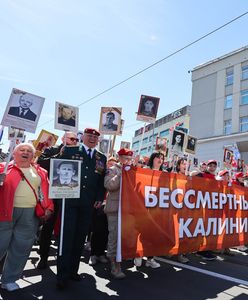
[67,137,79,142]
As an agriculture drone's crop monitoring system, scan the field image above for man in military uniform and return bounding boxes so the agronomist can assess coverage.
[56,128,106,289]
[102,111,118,132]
[36,132,78,270]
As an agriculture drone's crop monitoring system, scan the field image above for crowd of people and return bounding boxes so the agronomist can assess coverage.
[0,127,248,292]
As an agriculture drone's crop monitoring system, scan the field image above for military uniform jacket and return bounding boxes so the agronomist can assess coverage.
[59,144,107,206]
[37,144,64,176]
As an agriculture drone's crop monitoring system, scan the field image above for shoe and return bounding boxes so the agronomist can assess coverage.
[145,258,160,268]
[84,242,91,251]
[97,255,108,263]
[196,251,217,261]
[37,258,48,269]
[56,279,67,290]
[70,274,81,281]
[177,254,189,263]
[223,248,234,256]
[134,257,142,267]
[1,282,20,292]
[89,255,97,266]
[235,245,248,252]
[111,269,126,279]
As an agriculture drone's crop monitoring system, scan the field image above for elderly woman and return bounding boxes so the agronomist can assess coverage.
[104,148,133,279]
[0,143,53,292]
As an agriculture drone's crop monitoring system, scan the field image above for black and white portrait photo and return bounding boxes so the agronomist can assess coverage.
[49,159,81,199]
[8,127,25,140]
[99,139,111,154]
[170,129,185,154]
[185,135,197,154]
[99,107,122,135]
[137,94,160,122]
[1,88,45,133]
[54,102,79,132]
[120,141,131,149]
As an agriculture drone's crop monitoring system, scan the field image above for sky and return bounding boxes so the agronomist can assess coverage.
[0,0,248,152]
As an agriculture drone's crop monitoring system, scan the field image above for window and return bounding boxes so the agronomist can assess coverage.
[226,69,233,85]
[140,148,147,156]
[241,90,248,105]
[242,65,248,80]
[224,95,232,109]
[160,129,169,137]
[149,135,153,142]
[240,116,248,132]
[224,120,232,135]
[142,137,148,144]
[132,141,139,148]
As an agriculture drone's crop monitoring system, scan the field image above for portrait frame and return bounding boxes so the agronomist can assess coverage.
[33,129,58,155]
[170,129,186,155]
[120,141,131,149]
[223,148,233,164]
[155,137,167,153]
[185,135,197,155]
[8,126,25,141]
[54,101,79,132]
[49,158,81,199]
[136,94,160,123]
[117,119,125,136]
[1,88,45,133]
[98,138,112,155]
[99,107,122,135]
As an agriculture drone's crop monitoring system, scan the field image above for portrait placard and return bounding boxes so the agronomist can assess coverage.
[120,141,131,149]
[99,138,111,155]
[49,159,81,199]
[54,101,79,132]
[136,95,160,123]
[99,107,122,135]
[185,135,197,155]
[33,129,58,155]
[223,148,233,164]
[170,129,186,155]
[8,127,25,140]
[155,137,167,153]
[1,88,45,133]
[117,119,125,136]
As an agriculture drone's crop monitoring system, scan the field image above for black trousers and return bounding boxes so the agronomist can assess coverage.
[90,207,108,256]
[57,203,93,280]
[39,201,60,260]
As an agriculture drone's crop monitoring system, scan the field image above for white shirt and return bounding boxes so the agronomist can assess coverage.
[82,143,95,158]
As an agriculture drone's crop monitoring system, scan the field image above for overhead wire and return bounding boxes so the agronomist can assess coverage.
[34,11,248,129]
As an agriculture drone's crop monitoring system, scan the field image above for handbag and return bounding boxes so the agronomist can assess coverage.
[15,166,46,218]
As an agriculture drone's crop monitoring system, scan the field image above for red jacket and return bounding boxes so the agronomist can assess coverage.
[0,161,54,221]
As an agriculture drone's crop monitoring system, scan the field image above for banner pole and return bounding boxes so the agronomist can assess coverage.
[58,130,69,256]
[59,197,65,256]
[110,134,116,156]
[0,130,18,186]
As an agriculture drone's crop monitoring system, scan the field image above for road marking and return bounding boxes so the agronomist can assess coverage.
[156,257,248,286]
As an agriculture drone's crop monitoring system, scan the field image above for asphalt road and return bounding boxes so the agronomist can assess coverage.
[0,244,248,300]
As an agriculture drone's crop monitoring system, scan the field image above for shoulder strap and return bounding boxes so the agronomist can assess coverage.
[14,166,39,203]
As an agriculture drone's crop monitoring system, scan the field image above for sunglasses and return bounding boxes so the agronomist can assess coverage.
[67,137,79,142]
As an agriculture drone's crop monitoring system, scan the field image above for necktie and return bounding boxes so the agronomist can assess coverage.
[20,108,25,117]
[87,148,92,159]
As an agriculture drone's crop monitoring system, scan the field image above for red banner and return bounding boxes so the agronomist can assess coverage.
[121,167,248,259]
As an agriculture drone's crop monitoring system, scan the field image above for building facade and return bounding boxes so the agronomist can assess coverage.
[190,46,248,164]
[132,105,191,157]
